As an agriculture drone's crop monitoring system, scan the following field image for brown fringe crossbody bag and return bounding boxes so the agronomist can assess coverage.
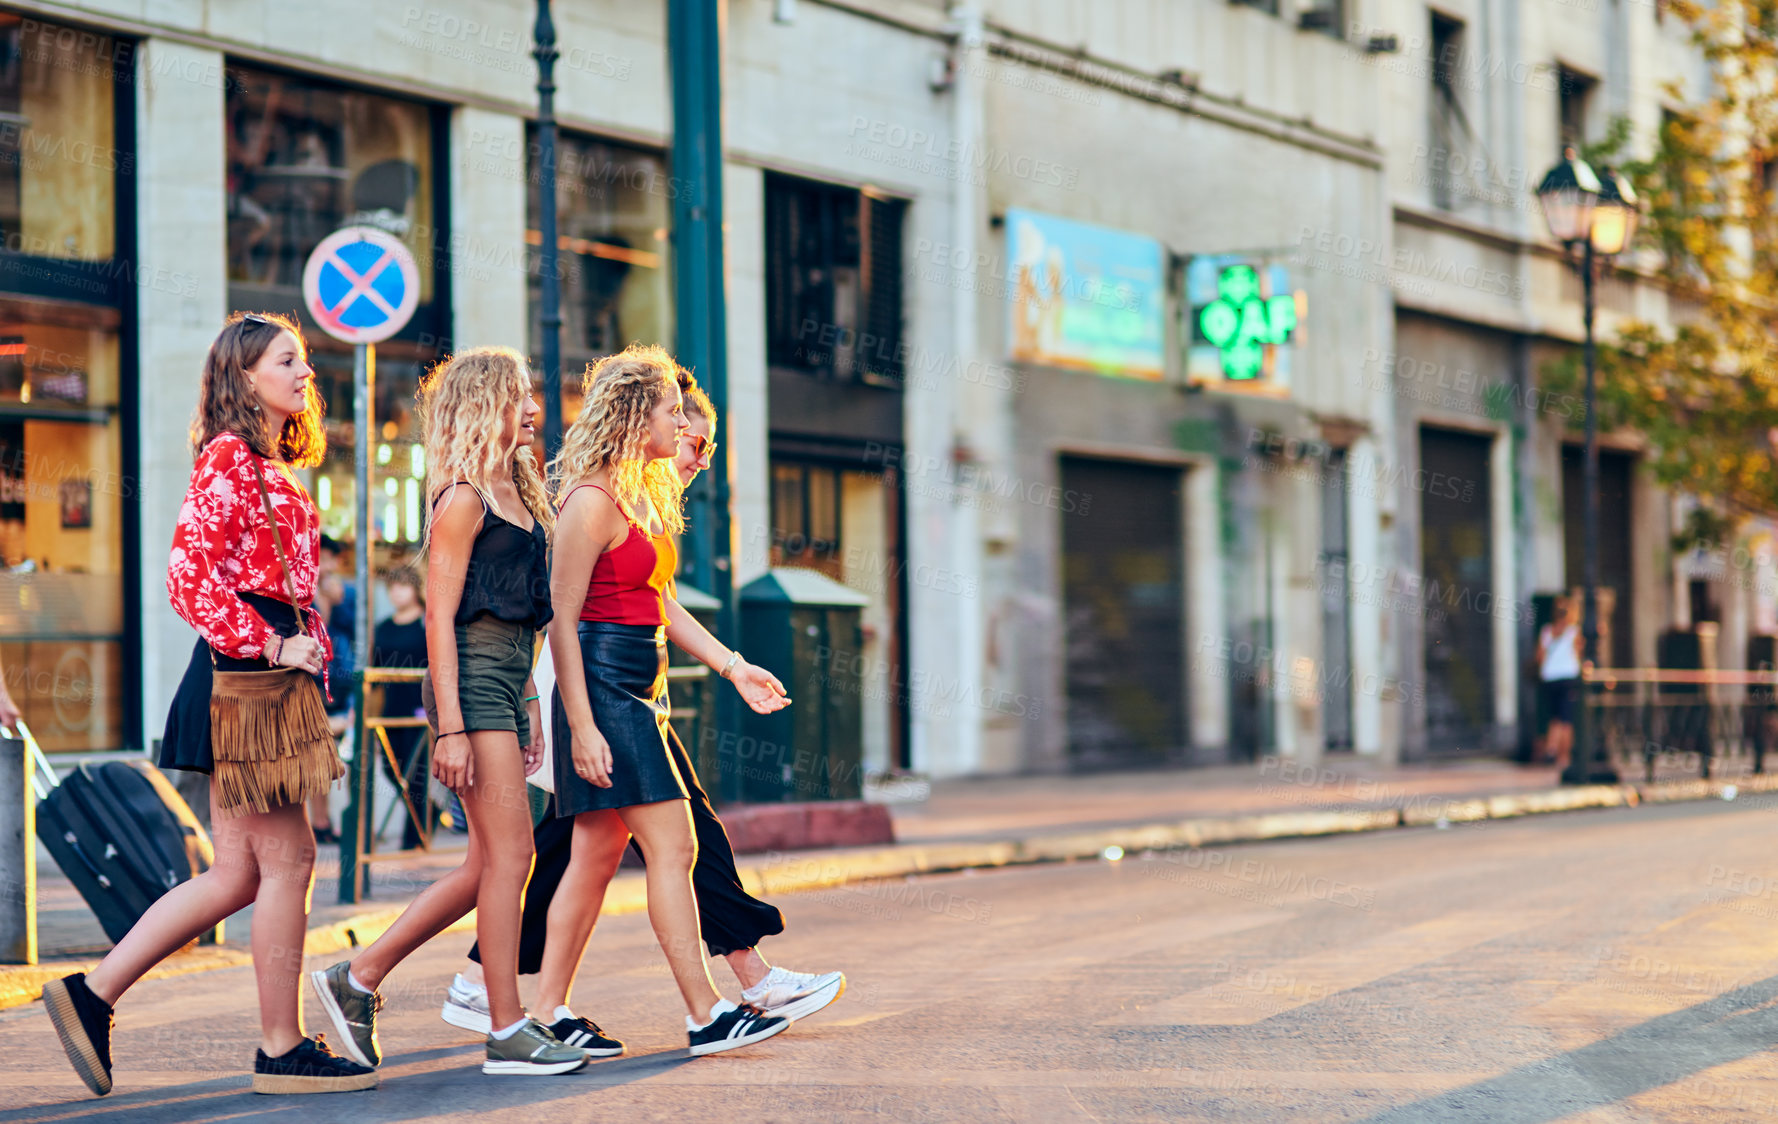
[209,455,343,817]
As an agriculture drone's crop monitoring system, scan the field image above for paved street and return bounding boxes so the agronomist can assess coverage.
[6,798,1778,1121]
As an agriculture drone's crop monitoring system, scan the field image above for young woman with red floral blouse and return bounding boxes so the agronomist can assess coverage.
[41,313,375,1098]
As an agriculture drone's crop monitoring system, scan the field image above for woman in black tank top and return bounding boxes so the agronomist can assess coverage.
[453,497,551,628]
[308,347,589,1079]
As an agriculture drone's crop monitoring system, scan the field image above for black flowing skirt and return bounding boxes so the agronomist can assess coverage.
[552,621,686,815]
[158,594,324,775]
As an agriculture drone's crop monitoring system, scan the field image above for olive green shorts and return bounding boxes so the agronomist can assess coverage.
[421,615,535,745]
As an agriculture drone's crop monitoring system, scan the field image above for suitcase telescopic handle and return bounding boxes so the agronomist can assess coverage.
[9,721,58,801]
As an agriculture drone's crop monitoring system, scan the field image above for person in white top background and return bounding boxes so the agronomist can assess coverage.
[1537,597,1585,771]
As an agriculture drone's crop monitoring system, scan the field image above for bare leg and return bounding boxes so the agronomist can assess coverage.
[454,732,536,1031]
[532,811,628,1015]
[619,799,720,1021]
[461,960,485,987]
[1550,719,1573,771]
[724,948,772,991]
[349,844,483,993]
[84,787,310,1057]
[245,801,320,1057]
[351,798,488,991]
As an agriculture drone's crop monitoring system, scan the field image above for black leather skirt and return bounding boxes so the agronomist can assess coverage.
[552,622,686,815]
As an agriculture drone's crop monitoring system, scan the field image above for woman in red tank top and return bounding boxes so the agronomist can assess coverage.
[539,343,793,1055]
[449,372,844,1041]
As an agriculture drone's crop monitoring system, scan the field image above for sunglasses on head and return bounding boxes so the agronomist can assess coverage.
[240,313,272,327]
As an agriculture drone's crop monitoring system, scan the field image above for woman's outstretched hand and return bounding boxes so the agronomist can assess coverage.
[730,661,791,715]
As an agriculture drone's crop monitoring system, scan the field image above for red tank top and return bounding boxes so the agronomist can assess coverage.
[571,485,675,626]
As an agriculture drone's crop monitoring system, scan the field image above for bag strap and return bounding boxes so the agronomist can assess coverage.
[250,453,309,639]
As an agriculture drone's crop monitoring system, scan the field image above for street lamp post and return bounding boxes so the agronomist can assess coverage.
[534,0,563,460]
[1535,148,1639,785]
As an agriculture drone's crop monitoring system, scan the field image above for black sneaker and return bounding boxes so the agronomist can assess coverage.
[42,973,113,1096]
[547,1015,624,1058]
[686,1000,791,1057]
[253,1034,379,1094]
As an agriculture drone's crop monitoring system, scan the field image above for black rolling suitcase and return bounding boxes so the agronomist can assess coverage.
[35,756,222,946]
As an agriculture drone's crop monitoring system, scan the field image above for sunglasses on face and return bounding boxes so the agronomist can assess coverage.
[687,434,718,461]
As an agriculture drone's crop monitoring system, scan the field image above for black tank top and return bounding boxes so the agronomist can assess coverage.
[442,483,553,629]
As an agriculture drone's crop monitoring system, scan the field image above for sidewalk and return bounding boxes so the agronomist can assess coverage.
[3,753,1768,1009]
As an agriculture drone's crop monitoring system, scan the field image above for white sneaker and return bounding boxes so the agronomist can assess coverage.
[441,974,492,1035]
[741,966,846,1022]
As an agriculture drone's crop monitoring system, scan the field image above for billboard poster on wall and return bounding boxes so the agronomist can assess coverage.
[1004,208,1165,380]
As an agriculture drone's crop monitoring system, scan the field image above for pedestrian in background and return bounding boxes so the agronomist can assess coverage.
[372,565,430,850]
[541,343,791,1057]
[307,560,353,843]
[1538,596,1584,771]
[444,366,843,1047]
[318,533,357,638]
[43,312,374,1097]
[309,347,587,1078]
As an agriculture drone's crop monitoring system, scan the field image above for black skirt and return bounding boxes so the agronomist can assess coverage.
[159,594,325,775]
[552,621,686,815]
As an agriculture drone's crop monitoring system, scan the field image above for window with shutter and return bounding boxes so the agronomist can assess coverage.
[765,173,905,386]
[859,193,906,386]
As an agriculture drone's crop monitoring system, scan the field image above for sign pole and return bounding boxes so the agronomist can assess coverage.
[300,224,416,901]
[340,341,374,903]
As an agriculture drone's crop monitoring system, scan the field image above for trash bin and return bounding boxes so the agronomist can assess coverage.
[737,568,870,803]
[671,582,722,799]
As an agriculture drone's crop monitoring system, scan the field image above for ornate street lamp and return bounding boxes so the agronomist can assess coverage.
[535,0,563,459]
[1590,166,1641,257]
[1535,149,1639,785]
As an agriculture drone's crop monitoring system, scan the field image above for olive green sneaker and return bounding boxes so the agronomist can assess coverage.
[308,962,382,1068]
[483,1019,589,1076]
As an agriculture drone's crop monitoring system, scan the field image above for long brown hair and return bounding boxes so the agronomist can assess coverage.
[190,312,326,466]
[548,343,684,535]
[416,346,553,537]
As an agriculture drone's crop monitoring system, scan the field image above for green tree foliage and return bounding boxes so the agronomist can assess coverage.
[1543,3,1778,533]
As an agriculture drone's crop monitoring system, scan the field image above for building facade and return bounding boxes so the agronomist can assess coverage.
[11,0,1736,780]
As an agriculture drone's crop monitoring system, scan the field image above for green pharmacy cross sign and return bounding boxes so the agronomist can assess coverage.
[1194,264,1299,381]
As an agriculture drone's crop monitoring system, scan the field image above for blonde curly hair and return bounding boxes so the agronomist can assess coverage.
[549,343,684,535]
[417,346,552,538]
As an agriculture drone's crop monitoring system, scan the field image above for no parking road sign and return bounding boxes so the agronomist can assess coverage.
[302,227,420,345]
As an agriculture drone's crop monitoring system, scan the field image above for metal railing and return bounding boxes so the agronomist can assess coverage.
[1583,668,1778,780]
[341,668,436,904]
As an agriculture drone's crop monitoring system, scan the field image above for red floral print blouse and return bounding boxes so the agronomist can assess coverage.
[166,434,332,669]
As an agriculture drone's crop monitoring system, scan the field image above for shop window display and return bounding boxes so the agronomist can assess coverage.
[528,133,673,421]
[0,303,123,753]
[226,66,434,299]
[0,15,118,261]
[225,67,441,557]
